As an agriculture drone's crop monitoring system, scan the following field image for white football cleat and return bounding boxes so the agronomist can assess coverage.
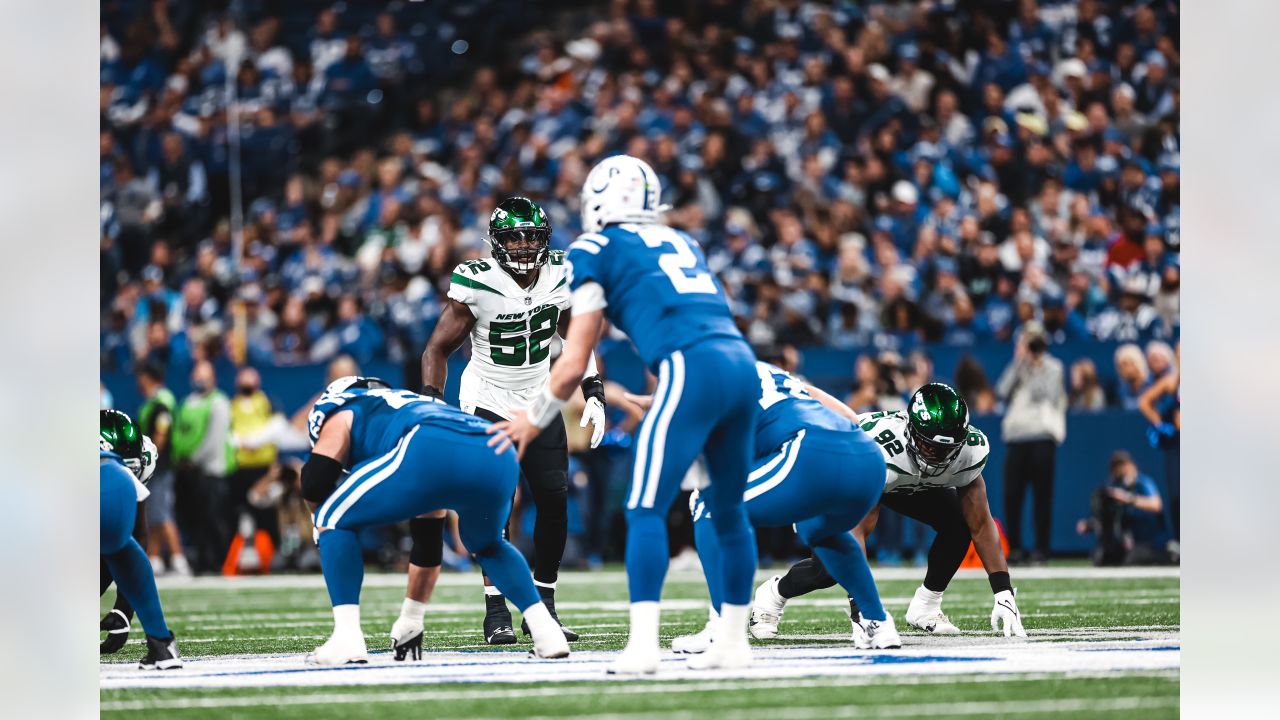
[606,644,661,675]
[852,613,902,649]
[686,638,751,670]
[306,631,369,666]
[672,608,718,654]
[390,616,424,661]
[749,576,787,639]
[523,602,570,659]
[905,586,960,635]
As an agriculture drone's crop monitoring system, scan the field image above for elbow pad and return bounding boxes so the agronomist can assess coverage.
[301,454,345,505]
[580,375,605,405]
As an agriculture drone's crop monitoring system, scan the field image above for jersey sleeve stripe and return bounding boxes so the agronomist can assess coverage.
[450,272,504,296]
[568,239,602,255]
[576,232,610,246]
[886,462,911,475]
[956,456,988,473]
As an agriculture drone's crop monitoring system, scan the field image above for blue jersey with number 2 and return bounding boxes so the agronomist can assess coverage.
[307,388,492,467]
[567,222,744,369]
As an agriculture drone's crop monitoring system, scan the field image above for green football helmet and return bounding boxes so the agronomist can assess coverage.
[100,409,144,478]
[488,196,551,274]
[905,383,969,477]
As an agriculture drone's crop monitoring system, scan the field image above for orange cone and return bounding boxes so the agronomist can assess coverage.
[960,519,1010,569]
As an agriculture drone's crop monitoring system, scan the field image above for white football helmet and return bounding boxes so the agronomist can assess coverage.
[580,155,665,232]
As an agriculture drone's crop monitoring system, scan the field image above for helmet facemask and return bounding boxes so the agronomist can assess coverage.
[905,425,965,477]
[490,227,550,274]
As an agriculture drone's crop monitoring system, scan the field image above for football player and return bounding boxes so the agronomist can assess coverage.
[630,361,900,654]
[302,376,569,665]
[490,156,760,674]
[394,196,604,654]
[100,410,180,669]
[750,383,1027,639]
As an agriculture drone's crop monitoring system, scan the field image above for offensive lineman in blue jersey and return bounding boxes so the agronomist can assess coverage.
[628,362,901,654]
[489,155,759,674]
[300,376,569,664]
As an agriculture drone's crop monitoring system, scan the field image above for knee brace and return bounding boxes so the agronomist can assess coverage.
[408,516,445,568]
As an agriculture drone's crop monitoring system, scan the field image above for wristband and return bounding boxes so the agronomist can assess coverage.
[581,374,606,405]
[988,570,1013,595]
[421,385,444,399]
[528,386,566,429]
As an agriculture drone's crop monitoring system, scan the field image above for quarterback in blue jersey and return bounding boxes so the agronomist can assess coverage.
[100,410,181,670]
[489,155,759,674]
[300,376,569,664]
[629,362,902,654]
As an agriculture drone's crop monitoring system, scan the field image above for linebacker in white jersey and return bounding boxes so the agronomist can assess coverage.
[389,197,605,656]
[751,383,1027,639]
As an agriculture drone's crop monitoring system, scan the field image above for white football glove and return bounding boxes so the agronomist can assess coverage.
[991,589,1027,638]
[579,397,606,448]
[139,435,159,484]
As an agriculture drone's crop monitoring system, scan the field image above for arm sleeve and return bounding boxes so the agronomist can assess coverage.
[571,282,608,314]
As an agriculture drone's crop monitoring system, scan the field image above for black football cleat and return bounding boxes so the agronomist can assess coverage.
[520,586,579,642]
[393,630,423,661]
[100,609,131,654]
[139,633,183,670]
[484,594,517,645]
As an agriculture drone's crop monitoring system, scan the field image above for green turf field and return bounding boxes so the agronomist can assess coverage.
[100,566,1179,719]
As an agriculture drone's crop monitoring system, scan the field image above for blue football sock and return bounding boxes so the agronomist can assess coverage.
[104,538,170,638]
[318,529,364,607]
[693,511,724,612]
[624,513,669,603]
[813,537,886,622]
[709,505,756,607]
[473,540,539,611]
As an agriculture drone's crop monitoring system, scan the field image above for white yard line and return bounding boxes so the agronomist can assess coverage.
[155,566,1180,591]
[101,670,1178,711]
[100,639,1179,691]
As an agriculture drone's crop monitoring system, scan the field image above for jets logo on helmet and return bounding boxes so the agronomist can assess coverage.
[489,197,551,274]
[580,155,666,232]
[904,383,970,477]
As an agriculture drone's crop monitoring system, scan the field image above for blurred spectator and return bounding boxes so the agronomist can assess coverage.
[1138,341,1180,545]
[171,360,233,574]
[1069,358,1107,411]
[229,367,281,550]
[1076,451,1168,565]
[1113,343,1151,410]
[136,361,190,576]
[996,322,1066,564]
[954,354,999,415]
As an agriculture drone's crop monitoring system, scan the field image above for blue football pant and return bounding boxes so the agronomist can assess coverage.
[692,427,888,621]
[100,461,171,638]
[313,423,540,611]
[625,340,759,605]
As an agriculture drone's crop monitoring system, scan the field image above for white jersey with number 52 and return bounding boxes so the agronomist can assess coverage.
[856,410,990,495]
[447,251,573,417]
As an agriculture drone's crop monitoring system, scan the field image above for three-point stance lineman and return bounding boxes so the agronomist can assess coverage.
[750,383,1027,640]
[301,376,570,665]
[100,410,181,669]
[491,155,761,674]
[630,362,901,654]
[398,196,604,652]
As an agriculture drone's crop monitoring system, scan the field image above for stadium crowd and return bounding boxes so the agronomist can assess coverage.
[99,0,1180,572]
